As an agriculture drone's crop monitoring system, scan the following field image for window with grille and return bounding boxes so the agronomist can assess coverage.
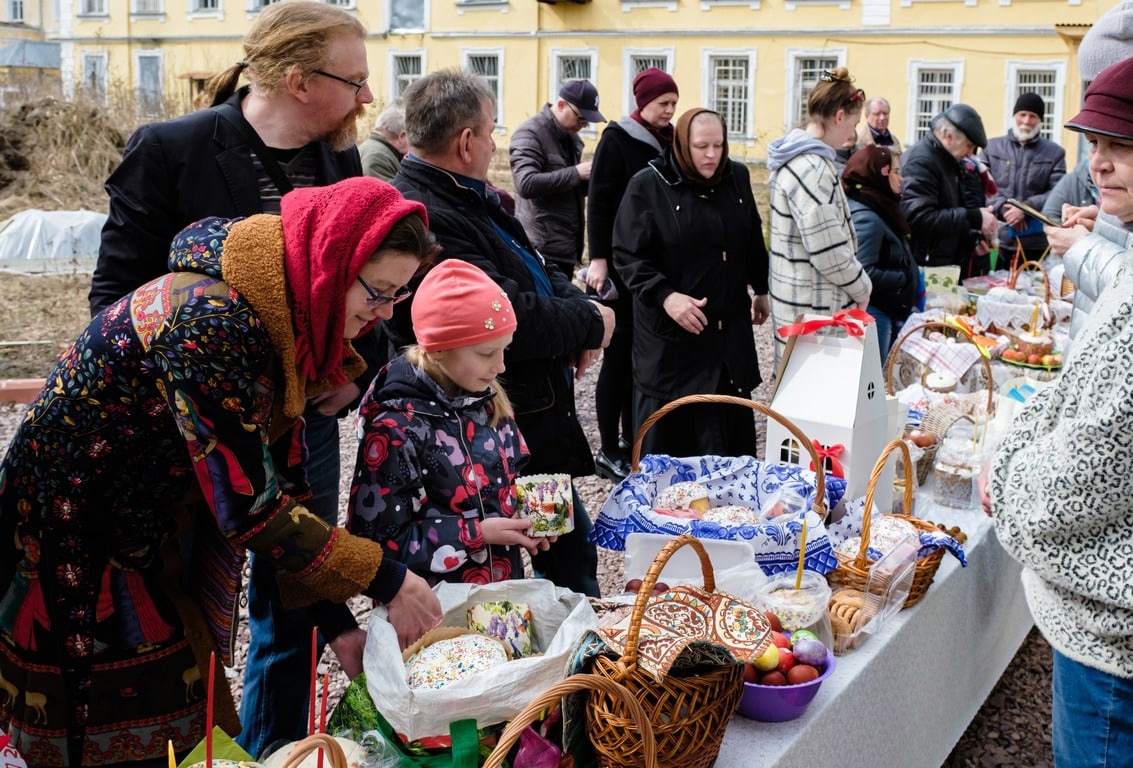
[324,0,354,6]
[708,56,751,137]
[133,0,162,12]
[1011,69,1058,140]
[555,55,592,92]
[631,55,668,76]
[9,0,23,21]
[81,0,106,14]
[913,67,956,141]
[82,53,108,105]
[192,0,218,9]
[390,0,425,30]
[392,53,423,98]
[794,56,838,125]
[137,53,164,118]
[466,53,501,124]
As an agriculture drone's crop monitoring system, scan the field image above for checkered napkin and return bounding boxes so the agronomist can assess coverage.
[900,334,984,380]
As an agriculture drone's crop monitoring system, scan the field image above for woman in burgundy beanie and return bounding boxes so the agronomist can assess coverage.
[585,67,681,481]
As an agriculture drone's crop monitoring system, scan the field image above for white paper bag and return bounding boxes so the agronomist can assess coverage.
[362,579,597,741]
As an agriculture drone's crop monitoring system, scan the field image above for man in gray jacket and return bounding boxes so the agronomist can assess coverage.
[360,103,407,182]
[509,80,606,274]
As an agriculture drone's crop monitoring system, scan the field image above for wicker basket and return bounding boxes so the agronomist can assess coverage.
[483,675,657,768]
[827,439,948,609]
[585,535,751,768]
[276,733,350,768]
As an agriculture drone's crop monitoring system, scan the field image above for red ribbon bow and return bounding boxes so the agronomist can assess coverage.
[777,308,874,340]
[809,440,846,479]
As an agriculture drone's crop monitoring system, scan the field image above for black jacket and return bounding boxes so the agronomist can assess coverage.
[587,119,665,265]
[390,158,605,477]
[900,134,984,267]
[612,152,769,400]
[92,88,361,314]
[848,199,919,320]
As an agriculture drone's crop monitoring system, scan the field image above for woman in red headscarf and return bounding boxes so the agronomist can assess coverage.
[0,177,443,767]
[612,107,770,458]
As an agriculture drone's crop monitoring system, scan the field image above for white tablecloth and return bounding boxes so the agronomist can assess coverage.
[715,503,1033,767]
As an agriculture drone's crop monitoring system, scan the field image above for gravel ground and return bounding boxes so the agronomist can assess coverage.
[0,320,1053,766]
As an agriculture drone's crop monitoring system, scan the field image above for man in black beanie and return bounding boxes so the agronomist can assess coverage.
[981,92,1066,260]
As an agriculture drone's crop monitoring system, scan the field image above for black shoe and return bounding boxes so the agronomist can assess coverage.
[618,436,632,454]
[595,450,632,482]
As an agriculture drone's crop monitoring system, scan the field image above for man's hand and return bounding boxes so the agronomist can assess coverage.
[979,206,998,237]
[751,294,770,325]
[590,300,616,348]
[1044,224,1089,256]
[1001,203,1026,229]
[576,161,592,182]
[974,239,992,257]
[328,627,367,680]
[573,348,602,380]
[311,382,361,416]
[1061,204,1098,231]
[585,259,608,291]
[663,293,708,334]
[386,570,443,650]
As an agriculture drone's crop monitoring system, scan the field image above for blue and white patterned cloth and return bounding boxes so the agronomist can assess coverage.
[589,454,849,576]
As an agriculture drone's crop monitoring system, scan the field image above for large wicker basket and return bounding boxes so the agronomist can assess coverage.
[483,675,657,768]
[584,535,750,768]
[827,438,949,609]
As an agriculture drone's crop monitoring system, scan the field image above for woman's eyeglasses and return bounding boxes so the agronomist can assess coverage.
[356,275,412,307]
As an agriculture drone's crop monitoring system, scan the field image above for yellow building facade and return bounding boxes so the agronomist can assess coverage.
[51,0,1117,164]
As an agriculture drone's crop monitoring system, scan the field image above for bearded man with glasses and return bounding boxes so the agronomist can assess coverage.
[87,2,387,760]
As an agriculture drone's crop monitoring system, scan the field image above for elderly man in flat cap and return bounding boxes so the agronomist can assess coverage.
[981,93,1066,260]
[901,103,999,273]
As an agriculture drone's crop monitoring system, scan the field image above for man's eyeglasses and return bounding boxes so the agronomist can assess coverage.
[565,102,588,126]
[313,69,368,97]
[356,275,412,307]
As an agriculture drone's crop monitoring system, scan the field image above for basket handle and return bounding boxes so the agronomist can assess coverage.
[885,321,995,417]
[618,534,718,672]
[481,674,657,768]
[853,439,914,570]
[1008,259,1052,305]
[631,393,827,519]
[276,733,349,768]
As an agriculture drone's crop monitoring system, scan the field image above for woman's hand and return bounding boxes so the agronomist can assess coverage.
[480,517,552,555]
[978,462,993,517]
[663,292,708,334]
[1044,224,1089,256]
[328,627,367,680]
[311,382,361,416]
[386,570,443,650]
[585,259,609,291]
[751,294,770,325]
[1061,204,1098,231]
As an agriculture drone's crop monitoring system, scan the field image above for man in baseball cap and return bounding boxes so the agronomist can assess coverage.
[509,79,606,274]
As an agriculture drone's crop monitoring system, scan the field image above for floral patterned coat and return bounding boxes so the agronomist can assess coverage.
[348,355,529,585]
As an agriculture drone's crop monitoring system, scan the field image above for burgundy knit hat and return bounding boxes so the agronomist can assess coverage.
[633,68,679,110]
[1065,57,1133,141]
[412,259,516,352]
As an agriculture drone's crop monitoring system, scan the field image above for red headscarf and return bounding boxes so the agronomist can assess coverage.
[281,177,427,386]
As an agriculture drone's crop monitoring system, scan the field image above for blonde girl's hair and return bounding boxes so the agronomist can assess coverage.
[403,346,514,427]
[807,67,865,122]
[205,1,367,107]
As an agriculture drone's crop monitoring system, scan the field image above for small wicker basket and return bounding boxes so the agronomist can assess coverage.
[482,675,657,768]
[277,734,350,768]
[828,438,950,609]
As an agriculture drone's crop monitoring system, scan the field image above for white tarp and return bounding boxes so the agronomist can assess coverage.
[0,208,105,274]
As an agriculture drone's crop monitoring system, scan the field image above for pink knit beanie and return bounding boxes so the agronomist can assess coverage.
[633,68,679,110]
[412,260,516,352]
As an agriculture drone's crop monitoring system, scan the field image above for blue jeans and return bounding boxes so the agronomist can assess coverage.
[1051,647,1133,767]
[530,488,600,597]
[864,306,899,366]
[237,407,341,760]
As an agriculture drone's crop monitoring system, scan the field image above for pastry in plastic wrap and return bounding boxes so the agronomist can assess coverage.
[404,631,510,690]
[701,505,759,526]
[515,473,574,536]
[654,481,710,513]
[466,600,535,657]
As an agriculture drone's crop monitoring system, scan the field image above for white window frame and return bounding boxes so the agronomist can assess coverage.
[79,0,107,16]
[620,0,678,12]
[785,0,849,9]
[906,59,965,143]
[784,48,846,132]
[622,48,674,119]
[456,0,508,13]
[549,48,599,137]
[388,49,426,104]
[387,0,428,33]
[80,50,109,106]
[700,0,760,10]
[901,0,975,6]
[324,0,355,7]
[135,48,165,118]
[1005,60,1066,141]
[131,0,164,16]
[188,0,222,19]
[701,48,757,140]
[9,0,24,22]
[463,48,505,132]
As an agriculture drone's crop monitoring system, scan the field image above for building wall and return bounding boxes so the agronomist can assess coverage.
[51,0,1115,164]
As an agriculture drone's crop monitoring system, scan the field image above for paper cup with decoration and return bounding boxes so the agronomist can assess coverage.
[515,473,575,536]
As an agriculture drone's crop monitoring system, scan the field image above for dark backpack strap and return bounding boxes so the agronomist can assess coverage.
[214,102,294,196]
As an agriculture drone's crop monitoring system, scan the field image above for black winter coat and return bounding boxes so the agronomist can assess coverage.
[848,199,918,320]
[900,134,984,267]
[612,153,769,400]
[389,158,605,477]
[587,119,665,265]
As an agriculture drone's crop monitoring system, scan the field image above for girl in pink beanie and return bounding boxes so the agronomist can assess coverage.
[349,260,554,587]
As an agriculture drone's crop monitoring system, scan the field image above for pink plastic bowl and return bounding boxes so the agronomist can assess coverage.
[737,647,836,722]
